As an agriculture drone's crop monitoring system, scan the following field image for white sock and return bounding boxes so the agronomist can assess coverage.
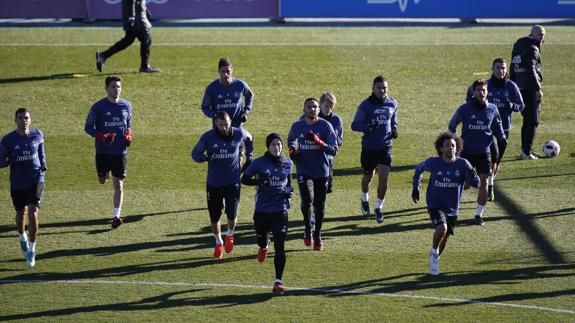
[29,241,36,252]
[226,228,234,236]
[476,204,486,217]
[375,198,384,209]
[361,192,369,202]
[275,279,282,284]
[488,176,494,186]
[214,234,223,245]
[113,208,121,218]
[431,248,439,255]
[19,233,28,242]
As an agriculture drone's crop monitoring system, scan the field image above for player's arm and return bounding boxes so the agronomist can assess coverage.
[191,135,209,163]
[321,123,338,156]
[84,108,98,137]
[38,131,47,172]
[240,161,259,186]
[241,129,254,171]
[492,110,507,143]
[510,82,526,112]
[350,107,369,132]
[390,104,398,139]
[287,125,300,163]
[447,108,463,134]
[335,117,343,147]
[0,140,8,168]
[124,106,133,146]
[411,160,428,203]
[464,160,480,188]
[201,88,215,119]
[525,47,542,91]
[242,82,254,114]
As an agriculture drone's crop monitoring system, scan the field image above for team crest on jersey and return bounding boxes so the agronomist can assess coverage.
[437,171,443,176]
[471,114,476,119]
[446,171,451,175]
[213,144,219,148]
[122,110,129,119]
[234,91,241,98]
[455,170,460,177]
[106,112,112,116]
[217,94,224,99]
[14,145,20,150]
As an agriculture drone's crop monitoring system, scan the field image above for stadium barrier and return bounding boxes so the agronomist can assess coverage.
[0,0,573,20]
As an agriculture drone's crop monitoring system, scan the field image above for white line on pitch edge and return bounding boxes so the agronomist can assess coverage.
[1,42,575,47]
[0,278,573,314]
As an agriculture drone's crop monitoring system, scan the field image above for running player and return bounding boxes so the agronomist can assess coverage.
[412,132,480,275]
[84,75,133,229]
[192,111,253,259]
[318,92,343,193]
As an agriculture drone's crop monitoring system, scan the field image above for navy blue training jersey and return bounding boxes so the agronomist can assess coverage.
[0,129,46,189]
[244,155,293,213]
[85,97,132,155]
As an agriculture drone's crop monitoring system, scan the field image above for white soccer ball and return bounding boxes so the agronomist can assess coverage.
[542,140,560,157]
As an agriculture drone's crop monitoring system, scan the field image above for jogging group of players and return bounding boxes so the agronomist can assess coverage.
[0,25,546,295]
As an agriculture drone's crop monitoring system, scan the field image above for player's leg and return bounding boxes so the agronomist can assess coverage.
[428,209,447,275]
[297,175,314,246]
[24,183,43,268]
[375,164,391,223]
[360,148,376,217]
[254,212,271,262]
[271,211,288,294]
[110,154,127,228]
[311,178,327,251]
[96,153,111,184]
[488,136,499,201]
[207,186,224,259]
[100,30,137,62]
[327,157,334,193]
[12,189,29,257]
[223,184,240,253]
[520,90,539,158]
[136,29,159,72]
[475,153,491,225]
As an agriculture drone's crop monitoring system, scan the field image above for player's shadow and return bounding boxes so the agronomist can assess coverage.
[0,71,140,84]
[0,288,274,321]
[0,208,206,235]
[284,262,575,303]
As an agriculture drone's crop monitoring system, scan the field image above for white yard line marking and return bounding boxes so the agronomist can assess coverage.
[1,42,575,47]
[1,278,573,314]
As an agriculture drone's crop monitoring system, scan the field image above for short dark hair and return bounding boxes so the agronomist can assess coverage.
[472,79,488,91]
[434,132,463,156]
[15,107,29,119]
[105,75,122,87]
[218,58,232,69]
[214,110,230,121]
[373,75,387,85]
[492,57,506,67]
[304,97,319,107]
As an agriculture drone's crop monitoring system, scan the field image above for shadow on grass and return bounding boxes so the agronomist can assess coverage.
[0,208,206,235]
[0,288,273,321]
[0,72,140,84]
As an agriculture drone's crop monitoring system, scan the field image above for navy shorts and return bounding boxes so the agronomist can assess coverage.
[207,184,241,223]
[361,147,393,173]
[96,153,127,179]
[11,183,44,211]
[461,152,491,175]
[429,208,457,235]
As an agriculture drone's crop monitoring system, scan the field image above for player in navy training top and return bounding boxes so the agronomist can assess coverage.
[449,79,506,226]
[84,75,133,229]
[201,58,254,128]
[0,108,47,268]
[412,132,480,275]
[288,97,337,251]
[351,75,398,224]
[192,111,254,259]
[319,92,343,194]
[466,58,524,201]
[242,133,293,295]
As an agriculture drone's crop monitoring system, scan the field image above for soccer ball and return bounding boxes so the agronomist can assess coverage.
[542,140,560,157]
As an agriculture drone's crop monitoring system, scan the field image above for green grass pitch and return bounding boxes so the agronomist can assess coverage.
[0,24,574,321]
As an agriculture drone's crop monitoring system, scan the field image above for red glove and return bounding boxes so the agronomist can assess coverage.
[289,148,300,164]
[96,131,116,145]
[124,129,133,147]
[305,130,325,147]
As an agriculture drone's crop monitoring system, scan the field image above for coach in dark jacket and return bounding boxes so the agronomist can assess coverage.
[510,25,545,160]
[96,0,159,73]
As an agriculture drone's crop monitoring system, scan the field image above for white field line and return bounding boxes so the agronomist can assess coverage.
[1,278,573,314]
[1,41,575,47]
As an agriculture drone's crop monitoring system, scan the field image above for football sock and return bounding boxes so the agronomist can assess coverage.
[113,208,121,218]
[19,233,27,242]
[275,279,282,284]
[29,241,36,252]
[431,248,439,255]
[361,192,369,202]
[375,198,384,209]
[488,175,494,186]
[226,228,234,236]
[476,204,486,216]
[214,234,223,245]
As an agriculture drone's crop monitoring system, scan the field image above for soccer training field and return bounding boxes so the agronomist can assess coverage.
[0,22,574,321]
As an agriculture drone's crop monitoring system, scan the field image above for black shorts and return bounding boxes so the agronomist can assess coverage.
[11,183,44,211]
[361,147,393,173]
[207,184,241,223]
[461,152,491,175]
[428,208,457,236]
[96,153,127,179]
[489,136,500,164]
